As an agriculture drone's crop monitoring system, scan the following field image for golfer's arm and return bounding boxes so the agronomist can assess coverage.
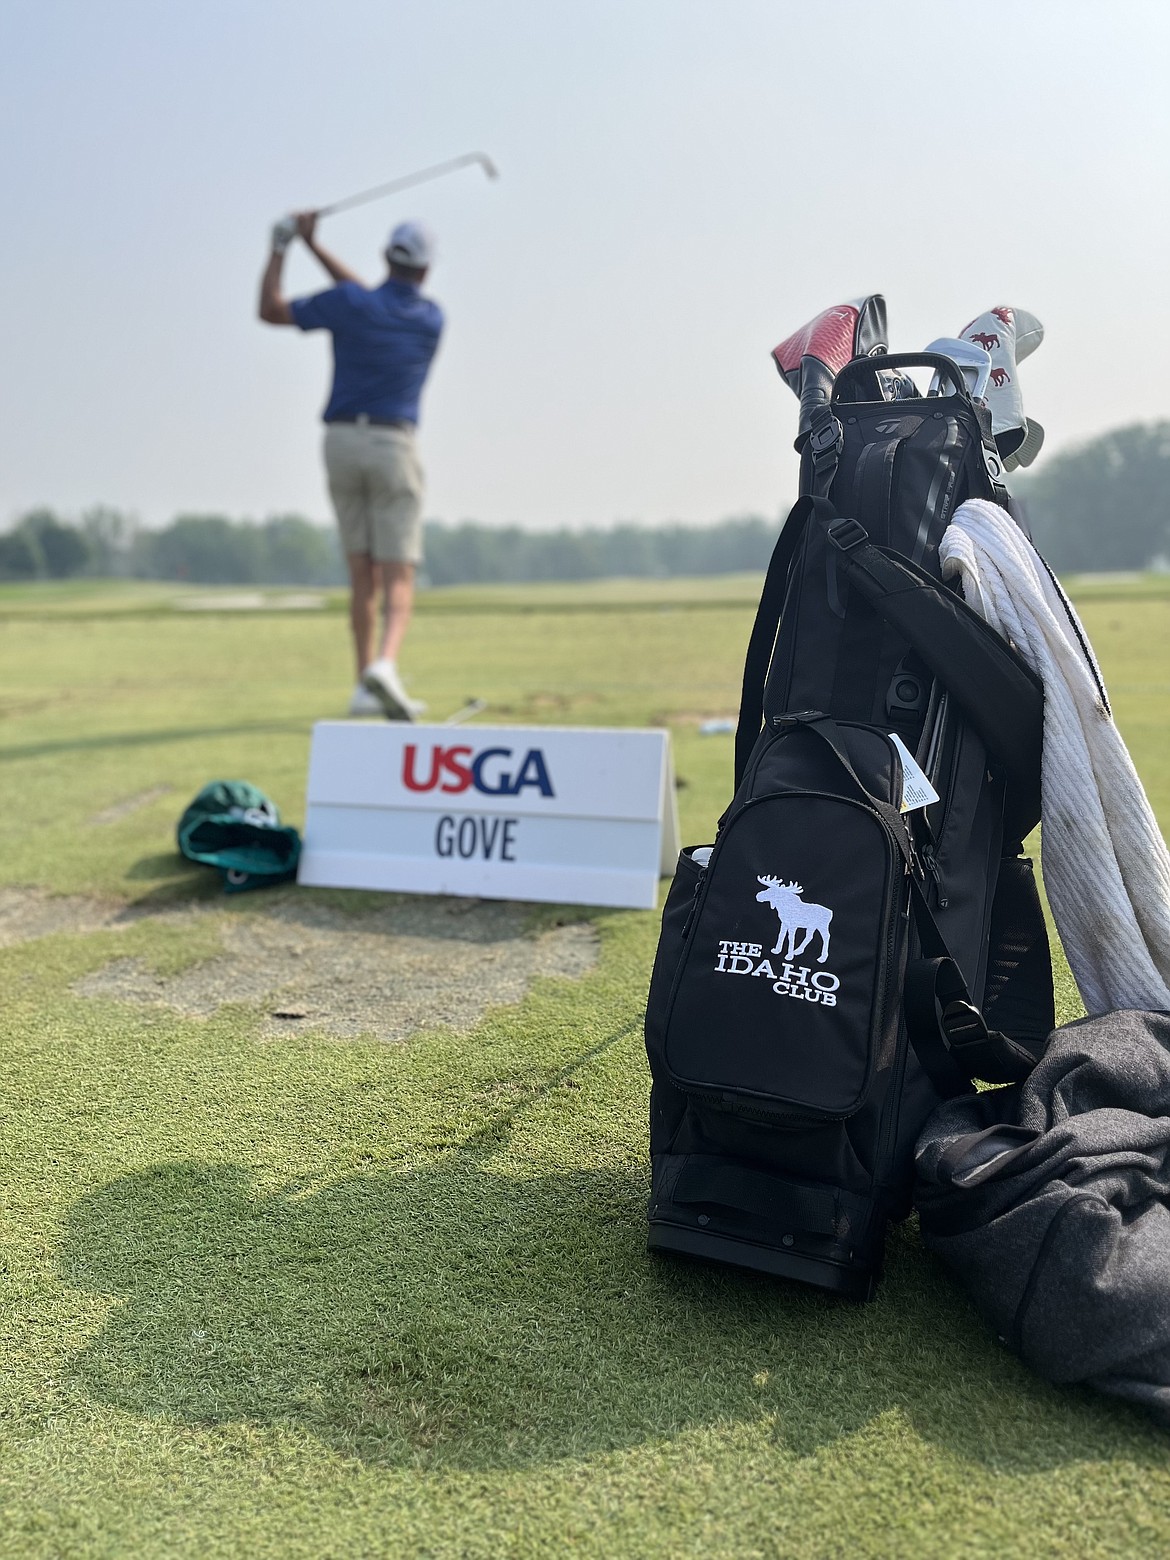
[305,239,364,286]
[258,249,294,326]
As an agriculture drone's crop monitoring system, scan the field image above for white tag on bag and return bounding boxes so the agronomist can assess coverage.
[889,733,941,812]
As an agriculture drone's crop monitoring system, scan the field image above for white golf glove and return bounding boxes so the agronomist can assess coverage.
[270,215,297,254]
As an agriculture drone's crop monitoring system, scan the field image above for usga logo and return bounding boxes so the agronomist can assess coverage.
[713,873,841,1007]
[402,743,555,798]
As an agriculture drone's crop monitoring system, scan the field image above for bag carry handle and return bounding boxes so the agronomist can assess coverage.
[831,352,971,406]
[734,497,837,789]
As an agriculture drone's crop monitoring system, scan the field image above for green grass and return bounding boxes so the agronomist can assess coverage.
[0,573,766,623]
[1,574,1169,1559]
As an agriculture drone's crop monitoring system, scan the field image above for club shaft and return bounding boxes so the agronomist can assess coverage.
[317,153,495,217]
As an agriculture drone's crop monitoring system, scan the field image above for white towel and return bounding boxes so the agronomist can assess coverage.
[939,498,1170,1015]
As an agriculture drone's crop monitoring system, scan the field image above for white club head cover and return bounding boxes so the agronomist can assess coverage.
[1004,417,1045,472]
[958,306,1044,458]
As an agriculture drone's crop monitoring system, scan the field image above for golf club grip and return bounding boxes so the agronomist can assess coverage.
[831,352,970,405]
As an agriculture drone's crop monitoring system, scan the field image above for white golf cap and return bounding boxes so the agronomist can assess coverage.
[386,220,435,268]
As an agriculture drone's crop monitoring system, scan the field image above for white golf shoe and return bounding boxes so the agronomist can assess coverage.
[361,659,418,722]
[347,683,385,717]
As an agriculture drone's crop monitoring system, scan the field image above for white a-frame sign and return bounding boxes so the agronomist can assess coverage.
[298,723,680,910]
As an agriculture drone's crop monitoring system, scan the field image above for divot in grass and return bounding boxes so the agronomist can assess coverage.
[74,894,599,1042]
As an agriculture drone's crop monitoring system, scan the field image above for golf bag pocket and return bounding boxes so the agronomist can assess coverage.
[648,724,910,1128]
[656,845,709,952]
[649,1151,880,1274]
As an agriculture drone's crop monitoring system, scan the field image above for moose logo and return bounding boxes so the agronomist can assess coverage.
[755,875,833,962]
[989,366,1011,388]
[711,874,841,1007]
[991,305,1014,327]
[968,331,1000,351]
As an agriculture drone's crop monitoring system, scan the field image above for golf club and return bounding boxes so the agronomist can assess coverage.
[923,337,993,401]
[316,152,498,218]
[443,697,487,726]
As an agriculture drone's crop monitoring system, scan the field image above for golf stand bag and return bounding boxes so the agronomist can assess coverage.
[644,297,1055,1299]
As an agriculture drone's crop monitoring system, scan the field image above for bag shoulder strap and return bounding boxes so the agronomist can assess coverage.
[824,517,1044,837]
[734,496,836,788]
[905,883,1041,1093]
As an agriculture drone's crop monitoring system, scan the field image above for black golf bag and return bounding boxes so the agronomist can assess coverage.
[644,297,1056,1299]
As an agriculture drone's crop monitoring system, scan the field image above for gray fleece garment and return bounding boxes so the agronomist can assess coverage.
[914,1008,1170,1425]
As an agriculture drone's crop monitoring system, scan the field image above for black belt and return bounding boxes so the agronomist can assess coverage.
[328,415,413,431]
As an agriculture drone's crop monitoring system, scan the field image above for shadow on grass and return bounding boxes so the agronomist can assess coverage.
[125,852,197,882]
[0,720,308,764]
[116,868,603,931]
[56,1145,1157,1472]
[120,852,226,909]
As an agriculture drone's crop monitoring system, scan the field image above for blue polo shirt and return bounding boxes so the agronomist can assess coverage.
[290,277,444,425]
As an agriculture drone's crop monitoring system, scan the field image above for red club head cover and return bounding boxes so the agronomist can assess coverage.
[771,296,888,391]
[770,295,888,445]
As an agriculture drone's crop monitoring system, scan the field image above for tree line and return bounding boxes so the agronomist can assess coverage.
[1017,422,1170,572]
[3,420,1169,585]
[0,508,778,587]
[0,509,345,586]
[422,517,776,585]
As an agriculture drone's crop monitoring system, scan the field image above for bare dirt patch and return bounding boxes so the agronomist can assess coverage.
[72,895,599,1043]
[0,886,175,947]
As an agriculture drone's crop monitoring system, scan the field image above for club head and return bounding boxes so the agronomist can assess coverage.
[444,697,487,726]
[877,369,920,400]
[923,337,993,401]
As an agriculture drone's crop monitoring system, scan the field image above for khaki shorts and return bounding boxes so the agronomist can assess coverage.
[323,421,425,564]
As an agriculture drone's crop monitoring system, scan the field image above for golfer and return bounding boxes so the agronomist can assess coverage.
[258,212,444,720]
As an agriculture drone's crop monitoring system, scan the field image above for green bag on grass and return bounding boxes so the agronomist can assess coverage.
[176,780,301,894]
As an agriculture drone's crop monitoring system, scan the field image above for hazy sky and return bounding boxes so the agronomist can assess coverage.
[2,0,1168,531]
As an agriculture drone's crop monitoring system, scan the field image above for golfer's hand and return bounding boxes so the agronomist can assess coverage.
[294,210,319,244]
[270,215,297,254]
